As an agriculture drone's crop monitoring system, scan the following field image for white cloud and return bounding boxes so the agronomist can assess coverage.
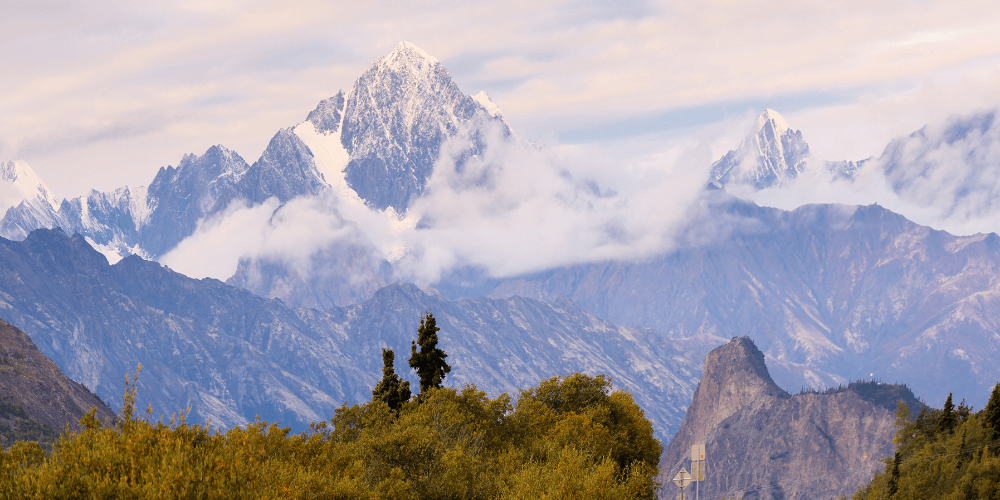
[371,123,711,284]
[158,103,1000,289]
[159,193,383,281]
[159,198,281,279]
[158,120,714,285]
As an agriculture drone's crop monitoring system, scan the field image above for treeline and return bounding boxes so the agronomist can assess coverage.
[853,385,1000,499]
[0,313,663,499]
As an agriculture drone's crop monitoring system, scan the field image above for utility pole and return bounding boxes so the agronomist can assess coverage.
[691,443,706,500]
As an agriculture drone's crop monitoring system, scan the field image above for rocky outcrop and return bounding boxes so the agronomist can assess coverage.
[661,337,921,500]
[0,318,116,448]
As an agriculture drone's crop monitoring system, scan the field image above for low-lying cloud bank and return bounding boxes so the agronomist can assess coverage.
[161,108,1000,289]
[160,123,714,285]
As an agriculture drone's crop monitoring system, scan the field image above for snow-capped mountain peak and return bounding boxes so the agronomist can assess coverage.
[755,108,790,137]
[389,40,439,65]
[710,109,810,189]
[339,41,509,213]
[473,91,503,118]
[0,160,58,211]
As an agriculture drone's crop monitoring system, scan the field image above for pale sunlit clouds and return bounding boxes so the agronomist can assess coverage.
[1,0,999,198]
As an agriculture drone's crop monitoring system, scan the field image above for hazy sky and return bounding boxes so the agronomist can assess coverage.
[3,0,1000,199]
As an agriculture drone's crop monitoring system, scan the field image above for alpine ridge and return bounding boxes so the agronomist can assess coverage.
[0,41,509,310]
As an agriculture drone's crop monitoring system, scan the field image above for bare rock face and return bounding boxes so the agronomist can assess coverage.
[661,337,921,500]
[0,318,116,448]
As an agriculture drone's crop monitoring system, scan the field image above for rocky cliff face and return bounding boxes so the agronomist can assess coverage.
[0,318,116,448]
[665,337,788,455]
[661,337,921,500]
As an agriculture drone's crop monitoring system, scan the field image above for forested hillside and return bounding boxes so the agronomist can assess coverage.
[853,386,1000,499]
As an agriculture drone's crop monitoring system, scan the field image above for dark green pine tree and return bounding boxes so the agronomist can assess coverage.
[983,382,1000,441]
[409,312,451,397]
[936,392,957,435]
[887,451,901,498]
[372,348,411,412]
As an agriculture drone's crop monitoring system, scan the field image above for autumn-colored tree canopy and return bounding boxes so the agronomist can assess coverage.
[0,370,662,499]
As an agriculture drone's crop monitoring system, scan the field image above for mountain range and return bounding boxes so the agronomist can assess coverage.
[483,194,1000,409]
[0,228,705,438]
[1,41,1000,487]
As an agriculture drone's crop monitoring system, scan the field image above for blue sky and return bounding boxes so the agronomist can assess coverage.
[2,0,999,198]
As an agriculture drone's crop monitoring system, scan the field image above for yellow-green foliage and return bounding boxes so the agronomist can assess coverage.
[853,391,1000,500]
[0,371,661,499]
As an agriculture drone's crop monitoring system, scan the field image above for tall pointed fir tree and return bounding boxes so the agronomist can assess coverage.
[936,392,957,435]
[984,382,1000,441]
[372,348,411,412]
[887,451,901,498]
[409,312,451,398]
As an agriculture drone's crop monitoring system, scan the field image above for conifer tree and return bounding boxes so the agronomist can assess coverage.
[372,348,411,412]
[983,382,1000,441]
[936,392,957,434]
[408,312,451,396]
[887,451,900,498]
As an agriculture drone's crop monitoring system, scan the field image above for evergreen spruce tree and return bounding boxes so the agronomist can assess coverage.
[408,312,451,397]
[936,392,957,435]
[887,451,900,498]
[983,382,1000,441]
[372,348,411,412]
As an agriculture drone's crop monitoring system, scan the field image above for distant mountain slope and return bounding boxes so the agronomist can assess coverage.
[0,318,117,448]
[487,195,1000,409]
[137,145,249,257]
[0,228,703,438]
[226,217,394,311]
[660,337,921,500]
